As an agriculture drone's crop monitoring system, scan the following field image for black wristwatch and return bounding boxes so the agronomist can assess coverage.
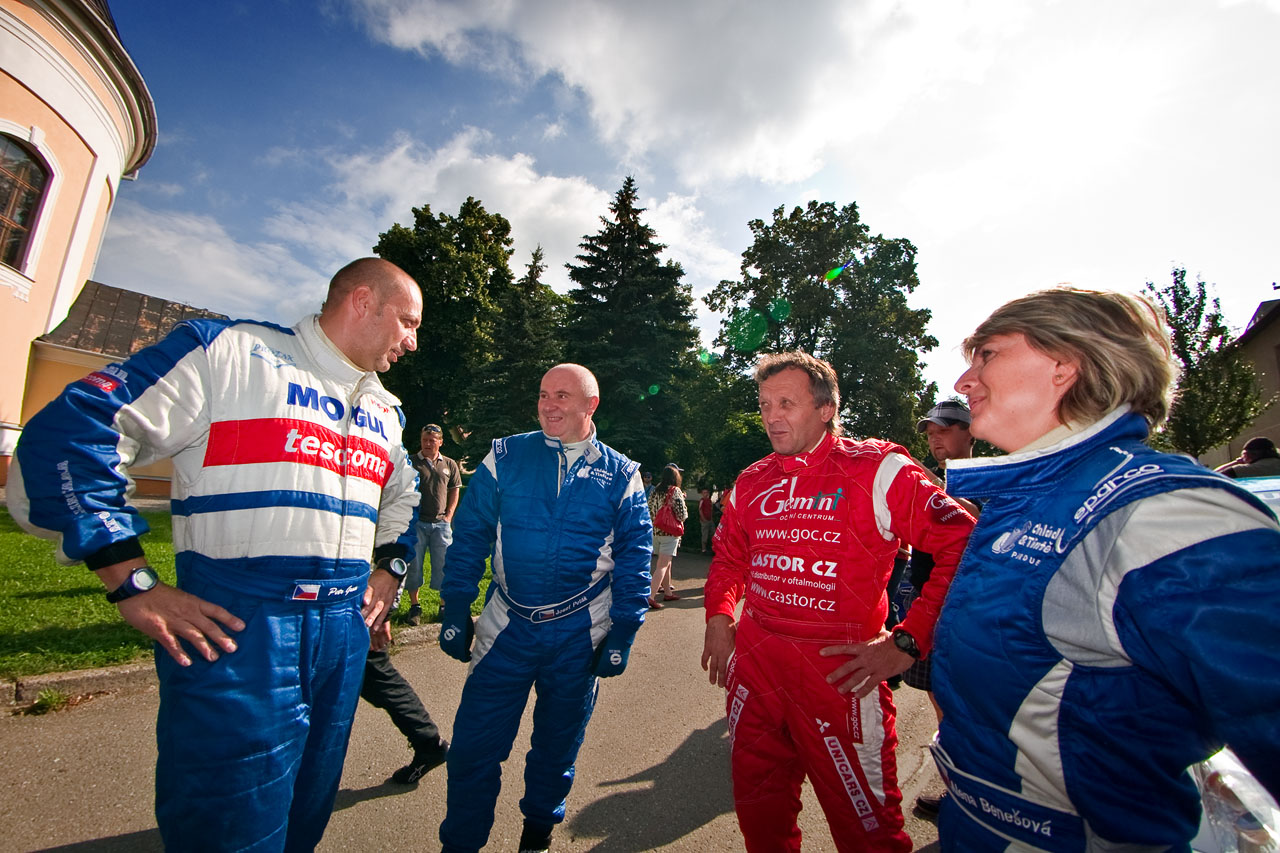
[376,557,408,581]
[105,566,160,603]
[891,628,922,659]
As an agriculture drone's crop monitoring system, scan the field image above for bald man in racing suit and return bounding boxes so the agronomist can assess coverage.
[702,352,975,852]
[8,258,422,852]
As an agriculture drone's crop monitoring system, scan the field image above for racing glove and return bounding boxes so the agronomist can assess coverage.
[591,627,637,678]
[439,601,475,663]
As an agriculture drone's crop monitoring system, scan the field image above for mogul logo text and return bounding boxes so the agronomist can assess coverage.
[750,477,844,518]
[287,382,388,440]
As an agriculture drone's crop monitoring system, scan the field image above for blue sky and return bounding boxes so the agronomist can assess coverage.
[96,0,1279,396]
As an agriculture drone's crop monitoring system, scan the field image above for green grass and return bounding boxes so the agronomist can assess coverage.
[0,507,489,679]
[0,508,177,678]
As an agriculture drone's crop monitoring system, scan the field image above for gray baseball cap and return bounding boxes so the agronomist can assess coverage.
[916,400,971,432]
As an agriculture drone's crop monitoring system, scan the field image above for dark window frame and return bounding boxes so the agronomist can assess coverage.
[0,134,51,271]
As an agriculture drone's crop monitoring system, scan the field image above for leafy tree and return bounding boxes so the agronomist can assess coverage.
[463,246,568,457]
[706,201,937,447]
[374,197,515,452]
[679,358,773,488]
[1144,267,1269,457]
[564,177,698,470]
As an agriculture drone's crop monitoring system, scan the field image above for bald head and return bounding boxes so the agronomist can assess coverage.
[322,258,414,315]
[317,257,422,372]
[545,364,599,398]
[538,364,599,443]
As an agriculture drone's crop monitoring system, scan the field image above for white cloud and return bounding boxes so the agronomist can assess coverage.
[95,200,328,325]
[101,0,1280,410]
[644,192,740,299]
[344,0,1037,189]
[251,130,618,294]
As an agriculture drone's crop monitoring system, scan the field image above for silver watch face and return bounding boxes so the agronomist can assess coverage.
[134,568,159,591]
[387,558,408,578]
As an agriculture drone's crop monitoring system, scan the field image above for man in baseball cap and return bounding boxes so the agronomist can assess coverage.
[906,398,978,821]
[916,399,972,433]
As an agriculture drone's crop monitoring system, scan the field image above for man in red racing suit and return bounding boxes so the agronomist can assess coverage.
[702,352,974,852]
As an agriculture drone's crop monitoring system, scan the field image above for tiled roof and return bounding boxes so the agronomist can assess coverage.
[1239,299,1280,346]
[39,280,227,359]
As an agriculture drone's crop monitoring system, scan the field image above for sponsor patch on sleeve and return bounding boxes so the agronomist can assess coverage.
[79,372,121,393]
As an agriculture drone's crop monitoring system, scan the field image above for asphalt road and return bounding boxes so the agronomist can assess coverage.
[0,553,944,852]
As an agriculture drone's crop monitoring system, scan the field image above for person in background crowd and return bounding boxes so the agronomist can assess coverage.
[648,464,688,608]
[933,287,1280,850]
[902,399,980,820]
[1215,435,1280,479]
[361,645,449,784]
[405,423,461,625]
[701,350,976,852]
[698,487,715,553]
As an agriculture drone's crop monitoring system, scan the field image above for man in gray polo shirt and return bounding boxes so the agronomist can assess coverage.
[407,424,462,624]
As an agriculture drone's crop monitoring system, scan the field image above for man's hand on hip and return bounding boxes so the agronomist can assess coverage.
[118,585,244,668]
[819,629,915,698]
[701,614,736,688]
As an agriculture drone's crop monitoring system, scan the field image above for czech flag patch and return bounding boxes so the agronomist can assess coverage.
[292,583,321,601]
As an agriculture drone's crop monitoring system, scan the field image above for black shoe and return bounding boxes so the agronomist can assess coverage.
[390,740,448,784]
[406,604,422,626]
[914,792,944,821]
[517,820,553,853]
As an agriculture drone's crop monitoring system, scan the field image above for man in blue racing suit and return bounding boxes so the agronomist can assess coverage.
[6,258,422,852]
[437,363,652,853]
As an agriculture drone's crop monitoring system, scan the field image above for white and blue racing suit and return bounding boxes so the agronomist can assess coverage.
[931,408,1280,851]
[7,315,419,852]
[438,430,651,853]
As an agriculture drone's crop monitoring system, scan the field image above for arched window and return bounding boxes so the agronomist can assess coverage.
[0,134,50,270]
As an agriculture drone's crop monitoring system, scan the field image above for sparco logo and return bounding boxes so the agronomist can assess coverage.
[1074,463,1164,522]
[442,626,460,641]
[750,478,844,517]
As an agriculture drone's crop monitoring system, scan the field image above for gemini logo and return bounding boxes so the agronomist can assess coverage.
[751,477,845,517]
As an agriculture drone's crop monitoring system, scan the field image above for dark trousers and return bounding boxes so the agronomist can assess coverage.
[361,648,442,750]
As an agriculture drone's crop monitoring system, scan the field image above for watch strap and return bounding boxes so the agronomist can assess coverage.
[105,566,160,604]
[376,556,408,580]
[892,627,922,659]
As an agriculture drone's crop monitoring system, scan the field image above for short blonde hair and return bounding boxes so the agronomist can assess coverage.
[754,351,843,436]
[964,288,1176,427]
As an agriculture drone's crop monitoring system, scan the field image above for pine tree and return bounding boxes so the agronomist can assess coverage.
[564,177,698,469]
[374,197,515,450]
[464,246,568,456]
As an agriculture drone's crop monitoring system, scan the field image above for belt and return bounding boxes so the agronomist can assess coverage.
[494,574,610,623]
[178,553,369,604]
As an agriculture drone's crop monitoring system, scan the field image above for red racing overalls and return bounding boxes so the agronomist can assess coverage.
[706,431,974,852]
